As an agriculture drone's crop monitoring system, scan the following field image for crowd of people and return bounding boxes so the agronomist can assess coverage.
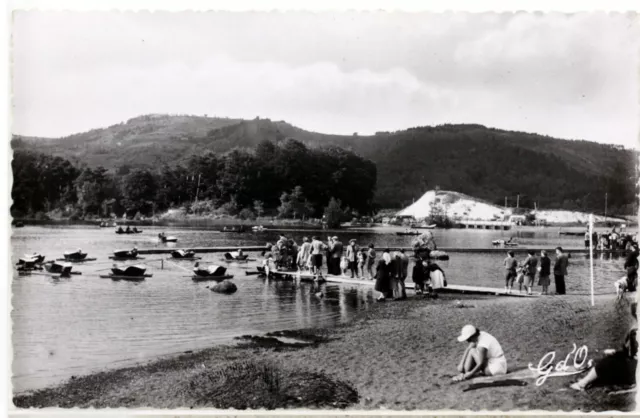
[584,227,637,251]
[503,248,569,295]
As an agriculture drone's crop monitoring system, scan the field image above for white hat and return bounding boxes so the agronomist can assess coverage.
[457,325,477,342]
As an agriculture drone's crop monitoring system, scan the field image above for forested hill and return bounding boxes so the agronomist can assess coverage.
[12,114,637,214]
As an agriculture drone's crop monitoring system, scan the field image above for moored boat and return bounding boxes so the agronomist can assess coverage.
[171,249,198,259]
[158,233,178,243]
[222,225,247,233]
[396,230,421,236]
[100,264,152,281]
[63,249,88,261]
[223,251,249,261]
[115,227,143,234]
[43,261,74,276]
[192,263,232,281]
[110,248,141,260]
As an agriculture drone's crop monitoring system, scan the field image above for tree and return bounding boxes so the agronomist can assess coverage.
[278,186,313,219]
[253,200,265,218]
[323,197,346,228]
[121,169,157,216]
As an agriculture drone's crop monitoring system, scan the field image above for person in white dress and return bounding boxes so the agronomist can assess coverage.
[453,325,508,382]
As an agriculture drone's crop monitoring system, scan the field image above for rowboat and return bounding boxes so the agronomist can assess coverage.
[55,257,97,262]
[158,233,177,243]
[62,249,89,261]
[171,249,200,260]
[100,264,151,281]
[109,248,141,260]
[559,231,584,236]
[396,231,421,236]
[43,261,74,276]
[222,226,247,233]
[115,228,143,234]
[224,252,249,261]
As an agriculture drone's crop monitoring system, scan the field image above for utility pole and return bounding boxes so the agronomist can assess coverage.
[516,194,520,209]
[604,192,608,220]
[504,196,507,209]
[195,174,202,203]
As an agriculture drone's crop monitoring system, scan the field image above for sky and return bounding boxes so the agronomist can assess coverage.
[11,11,640,148]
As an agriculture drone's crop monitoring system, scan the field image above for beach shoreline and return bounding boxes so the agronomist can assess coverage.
[13,292,637,411]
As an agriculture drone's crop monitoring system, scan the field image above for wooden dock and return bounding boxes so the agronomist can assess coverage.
[136,246,627,255]
[321,275,537,297]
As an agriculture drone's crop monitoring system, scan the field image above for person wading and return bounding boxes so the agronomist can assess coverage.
[553,247,569,295]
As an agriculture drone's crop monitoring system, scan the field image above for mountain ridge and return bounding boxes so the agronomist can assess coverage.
[11,113,637,213]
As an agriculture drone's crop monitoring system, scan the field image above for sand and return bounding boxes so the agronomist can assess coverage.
[13,292,637,411]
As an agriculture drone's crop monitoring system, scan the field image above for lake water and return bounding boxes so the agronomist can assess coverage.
[11,225,629,391]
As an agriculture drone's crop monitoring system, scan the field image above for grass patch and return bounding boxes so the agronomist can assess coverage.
[183,359,358,409]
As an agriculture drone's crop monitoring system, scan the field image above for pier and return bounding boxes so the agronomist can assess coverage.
[457,220,512,230]
[136,246,628,255]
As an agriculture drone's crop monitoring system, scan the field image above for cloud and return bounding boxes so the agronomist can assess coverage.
[11,11,639,148]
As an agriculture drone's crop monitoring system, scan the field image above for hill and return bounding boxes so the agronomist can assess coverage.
[12,114,637,214]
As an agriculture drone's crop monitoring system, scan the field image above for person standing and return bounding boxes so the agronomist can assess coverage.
[425,259,446,298]
[310,236,325,275]
[584,230,590,249]
[297,237,312,271]
[523,250,538,296]
[412,257,427,296]
[346,239,358,278]
[538,250,551,295]
[396,249,409,299]
[357,248,367,279]
[553,247,569,295]
[503,251,517,294]
[329,236,343,275]
[374,252,392,301]
[366,244,376,280]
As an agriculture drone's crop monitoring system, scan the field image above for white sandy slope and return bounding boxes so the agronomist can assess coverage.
[397,190,627,224]
[532,210,626,224]
[397,190,507,221]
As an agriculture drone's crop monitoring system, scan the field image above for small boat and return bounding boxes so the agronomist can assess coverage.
[492,239,518,246]
[16,257,44,271]
[222,226,247,233]
[43,261,74,276]
[192,263,233,281]
[17,253,45,266]
[559,231,584,236]
[396,230,421,236]
[115,227,143,234]
[252,225,265,232]
[109,248,142,260]
[12,221,24,227]
[223,251,249,261]
[63,249,88,261]
[100,264,152,281]
[171,249,199,259]
[158,233,178,243]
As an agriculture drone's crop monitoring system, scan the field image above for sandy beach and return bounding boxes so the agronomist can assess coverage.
[13,291,636,411]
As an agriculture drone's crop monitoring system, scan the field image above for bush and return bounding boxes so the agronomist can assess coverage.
[238,208,256,220]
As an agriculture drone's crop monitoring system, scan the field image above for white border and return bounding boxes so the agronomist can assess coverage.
[3,1,639,416]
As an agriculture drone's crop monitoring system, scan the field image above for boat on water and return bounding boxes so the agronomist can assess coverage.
[12,221,24,228]
[158,233,178,243]
[43,261,74,276]
[100,264,151,281]
[17,253,45,265]
[222,225,247,233]
[224,251,249,261]
[492,238,518,247]
[559,231,584,236]
[192,263,233,281]
[252,225,265,232]
[396,230,421,236]
[63,249,88,261]
[115,227,143,234]
[171,249,199,259]
[110,248,142,260]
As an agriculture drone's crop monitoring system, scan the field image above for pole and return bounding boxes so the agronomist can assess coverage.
[589,214,595,306]
[195,174,201,203]
[505,196,507,209]
[516,194,520,209]
[604,192,608,220]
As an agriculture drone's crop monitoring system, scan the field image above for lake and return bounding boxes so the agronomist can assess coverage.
[11,225,629,392]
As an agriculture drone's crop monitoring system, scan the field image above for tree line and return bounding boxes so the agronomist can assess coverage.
[11,138,378,222]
